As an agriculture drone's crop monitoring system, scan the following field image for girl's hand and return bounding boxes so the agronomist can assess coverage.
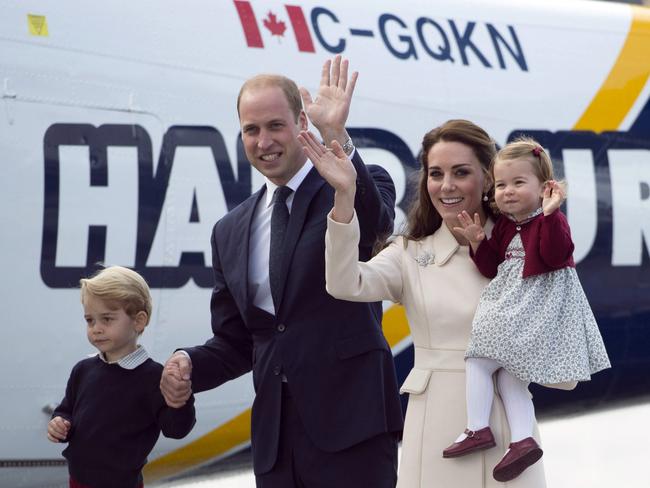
[47,416,71,443]
[542,180,566,216]
[453,211,486,247]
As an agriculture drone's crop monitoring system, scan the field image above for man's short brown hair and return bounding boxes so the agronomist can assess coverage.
[237,74,303,122]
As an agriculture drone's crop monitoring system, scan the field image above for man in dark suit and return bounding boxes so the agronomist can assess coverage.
[160,56,403,487]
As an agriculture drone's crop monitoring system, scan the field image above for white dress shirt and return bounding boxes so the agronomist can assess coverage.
[248,160,314,315]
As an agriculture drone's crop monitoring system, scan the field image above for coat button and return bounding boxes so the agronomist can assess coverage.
[516,226,521,231]
[273,366,281,376]
[277,323,286,332]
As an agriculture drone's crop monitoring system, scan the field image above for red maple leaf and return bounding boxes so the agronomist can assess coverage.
[263,11,286,37]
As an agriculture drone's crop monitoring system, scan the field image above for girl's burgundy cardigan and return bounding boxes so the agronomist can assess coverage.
[471,209,575,279]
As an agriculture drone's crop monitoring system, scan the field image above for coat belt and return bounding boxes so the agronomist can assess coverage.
[413,346,466,372]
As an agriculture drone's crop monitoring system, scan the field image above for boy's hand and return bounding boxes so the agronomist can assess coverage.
[47,416,70,443]
[160,352,193,408]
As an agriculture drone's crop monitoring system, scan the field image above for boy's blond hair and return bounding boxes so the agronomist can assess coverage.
[80,266,152,325]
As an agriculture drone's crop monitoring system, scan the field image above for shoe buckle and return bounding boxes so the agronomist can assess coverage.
[464,428,476,438]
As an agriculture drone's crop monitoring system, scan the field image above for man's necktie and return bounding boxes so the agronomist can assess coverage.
[269,186,293,312]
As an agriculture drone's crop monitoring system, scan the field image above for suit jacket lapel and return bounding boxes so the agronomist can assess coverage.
[229,186,265,308]
[275,167,325,309]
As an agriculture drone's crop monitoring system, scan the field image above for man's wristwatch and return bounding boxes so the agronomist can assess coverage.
[341,137,355,156]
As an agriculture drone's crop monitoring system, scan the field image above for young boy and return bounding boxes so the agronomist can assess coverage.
[47,266,195,488]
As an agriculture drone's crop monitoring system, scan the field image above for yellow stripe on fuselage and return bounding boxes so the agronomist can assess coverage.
[144,408,251,482]
[381,304,411,349]
[574,6,650,131]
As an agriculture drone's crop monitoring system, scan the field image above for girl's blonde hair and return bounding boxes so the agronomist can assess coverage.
[80,266,152,325]
[490,136,555,184]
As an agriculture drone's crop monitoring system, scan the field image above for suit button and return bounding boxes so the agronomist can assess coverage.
[273,366,281,376]
[277,323,286,332]
[516,226,521,231]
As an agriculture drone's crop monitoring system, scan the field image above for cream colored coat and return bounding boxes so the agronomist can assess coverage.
[326,213,546,488]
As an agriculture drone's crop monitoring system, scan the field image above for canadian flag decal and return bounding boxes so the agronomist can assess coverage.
[234,1,316,53]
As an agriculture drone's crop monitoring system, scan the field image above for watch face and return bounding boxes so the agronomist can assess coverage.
[343,138,354,156]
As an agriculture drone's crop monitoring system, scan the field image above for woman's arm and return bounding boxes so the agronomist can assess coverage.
[326,211,403,303]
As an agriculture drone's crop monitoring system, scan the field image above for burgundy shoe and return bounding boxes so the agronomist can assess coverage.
[493,437,543,482]
[442,427,496,458]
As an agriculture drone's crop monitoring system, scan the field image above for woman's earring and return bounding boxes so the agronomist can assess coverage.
[483,194,489,202]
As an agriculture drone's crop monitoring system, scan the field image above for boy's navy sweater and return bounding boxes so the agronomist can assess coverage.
[53,355,195,488]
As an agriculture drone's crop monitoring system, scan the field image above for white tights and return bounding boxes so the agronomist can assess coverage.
[458,357,535,443]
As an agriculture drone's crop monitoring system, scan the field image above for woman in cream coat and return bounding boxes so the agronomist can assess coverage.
[299,120,546,488]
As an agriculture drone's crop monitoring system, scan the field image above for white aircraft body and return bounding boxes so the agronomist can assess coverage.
[1,0,649,486]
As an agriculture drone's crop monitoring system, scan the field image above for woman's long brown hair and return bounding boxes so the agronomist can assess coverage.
[401,119,497,241]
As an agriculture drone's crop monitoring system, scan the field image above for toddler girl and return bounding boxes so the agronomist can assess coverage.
[443,137,610,482]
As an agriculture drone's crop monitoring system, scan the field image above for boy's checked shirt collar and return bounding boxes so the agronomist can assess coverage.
[95,345,149,370]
